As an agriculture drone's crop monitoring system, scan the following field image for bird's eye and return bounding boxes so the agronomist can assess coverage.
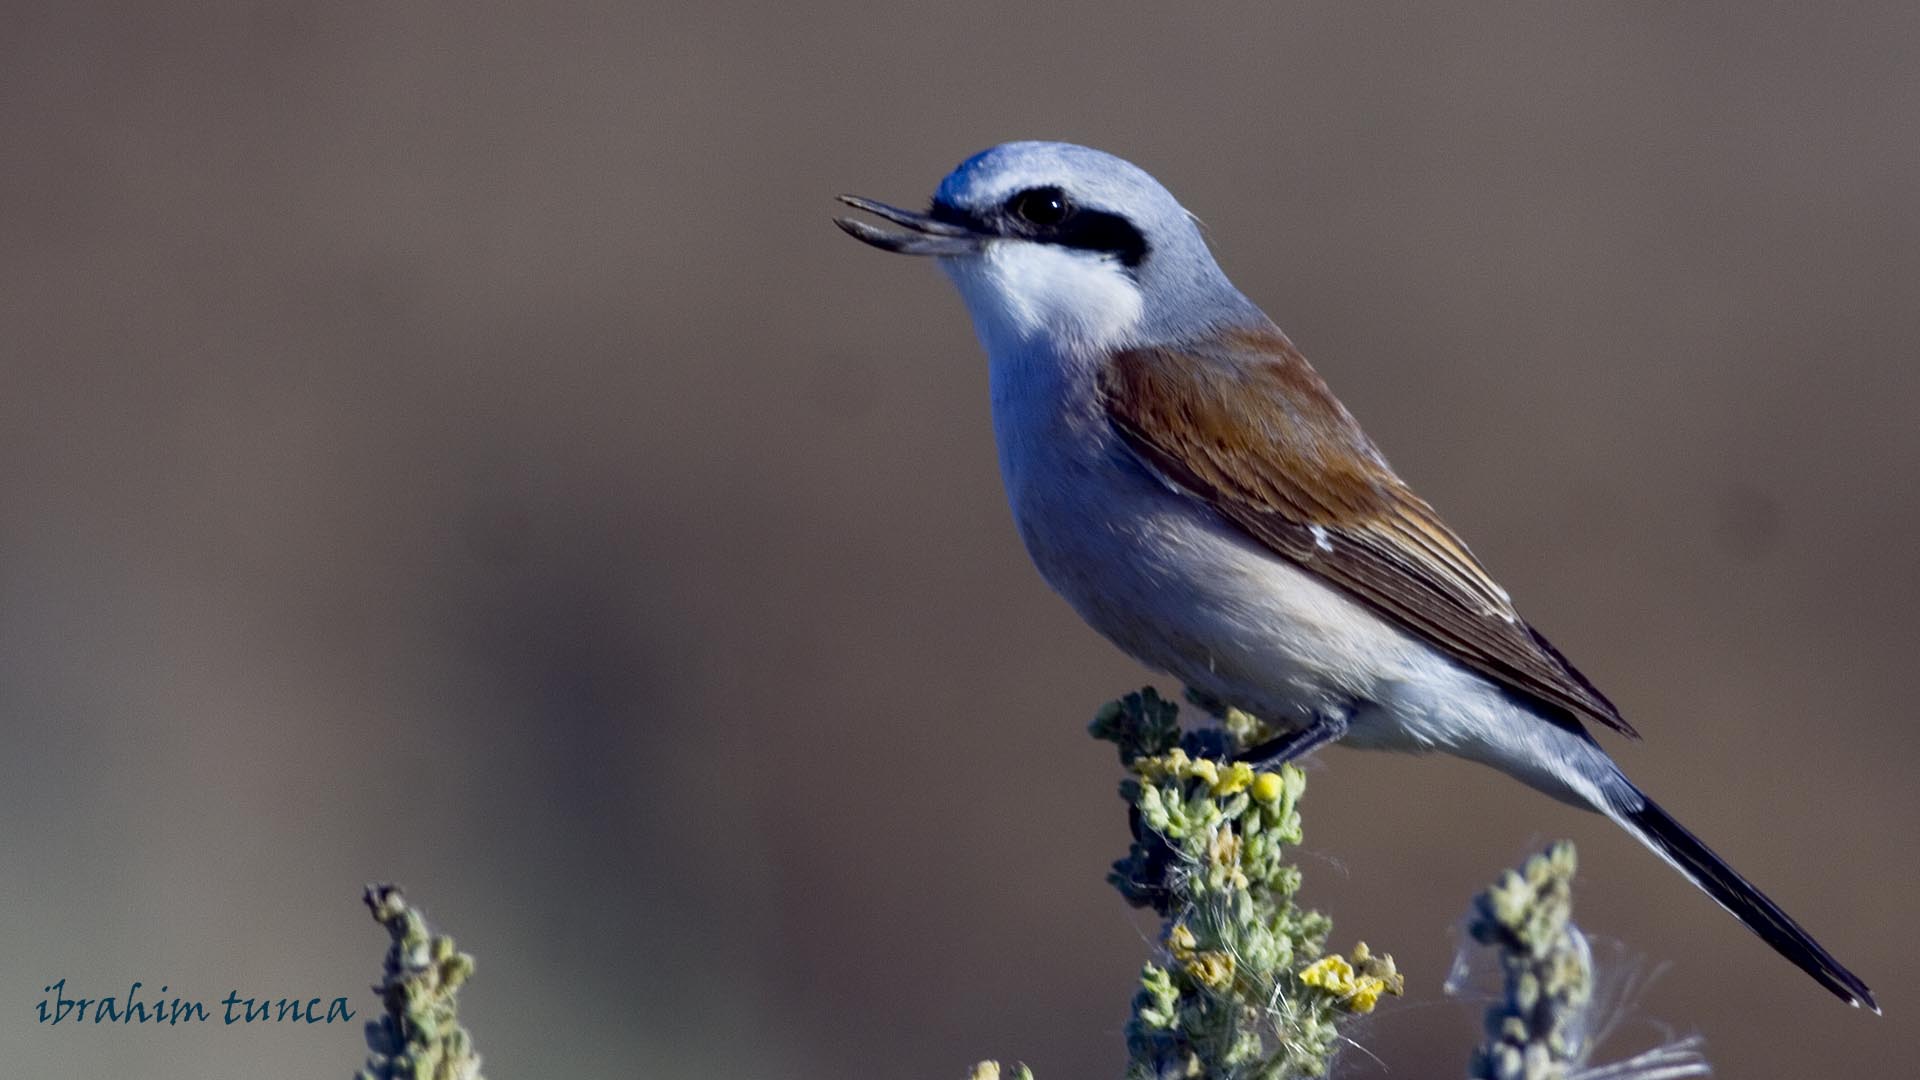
[1008,187,1072,227]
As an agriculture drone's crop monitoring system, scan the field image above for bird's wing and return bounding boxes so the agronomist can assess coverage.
[1097,325,1635,739]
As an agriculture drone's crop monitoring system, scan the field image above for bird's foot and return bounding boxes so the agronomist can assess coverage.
[1233,712,1349,768]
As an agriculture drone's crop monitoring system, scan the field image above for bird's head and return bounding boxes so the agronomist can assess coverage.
[838,141,1260,353]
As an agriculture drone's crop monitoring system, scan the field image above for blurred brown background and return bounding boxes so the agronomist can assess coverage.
[3,3,1916,1077]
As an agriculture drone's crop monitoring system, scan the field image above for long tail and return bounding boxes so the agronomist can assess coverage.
[1611,792,1878,1012]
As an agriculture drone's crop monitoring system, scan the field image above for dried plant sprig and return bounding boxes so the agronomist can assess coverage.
[357,884,486,1080]
[1467,842,1590,1079]
[1466,844,1710,1080]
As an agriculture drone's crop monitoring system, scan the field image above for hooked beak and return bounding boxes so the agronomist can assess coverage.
[834,195,986,256]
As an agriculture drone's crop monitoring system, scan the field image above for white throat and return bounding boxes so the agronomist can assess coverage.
[941,241,1145,358]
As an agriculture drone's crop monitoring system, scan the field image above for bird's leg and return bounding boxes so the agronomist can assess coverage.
[1234,711,1349,768]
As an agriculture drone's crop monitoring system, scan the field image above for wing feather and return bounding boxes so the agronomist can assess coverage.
[1099,326,1635,739]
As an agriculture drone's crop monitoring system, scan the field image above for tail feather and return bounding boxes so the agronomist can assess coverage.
[1615,794,1878,1013]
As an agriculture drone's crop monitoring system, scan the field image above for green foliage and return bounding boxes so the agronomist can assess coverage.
[1093,688,1401,1079]
[1089,687,1183,766]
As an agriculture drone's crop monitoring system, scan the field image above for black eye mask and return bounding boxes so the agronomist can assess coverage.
[930,187,1150,268]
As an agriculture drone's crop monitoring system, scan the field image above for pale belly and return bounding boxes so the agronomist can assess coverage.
[1005,429,1429,737]
[1004,444,1617,810]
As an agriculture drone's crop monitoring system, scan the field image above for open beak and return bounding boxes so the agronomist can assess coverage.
[834,195,986,256]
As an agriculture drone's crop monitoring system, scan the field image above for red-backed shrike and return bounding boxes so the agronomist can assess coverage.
[836,140,1874,1011]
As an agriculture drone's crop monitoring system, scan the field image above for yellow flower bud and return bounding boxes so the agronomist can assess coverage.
[1168,923,1197,954]
[1184,950,1236,991]
[1211,760,1255,796]
[1297,954,1356,996]
[1344,977,1385,1013]
[1251,771,1285,804]
[1299,949,1400,1014]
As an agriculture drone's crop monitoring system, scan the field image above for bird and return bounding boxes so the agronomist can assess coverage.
[834,140,1876,1012]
